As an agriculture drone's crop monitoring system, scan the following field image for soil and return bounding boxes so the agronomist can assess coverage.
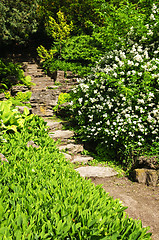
[90,176,159,240]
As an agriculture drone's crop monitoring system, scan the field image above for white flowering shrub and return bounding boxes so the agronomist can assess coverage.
[71,3,159,165]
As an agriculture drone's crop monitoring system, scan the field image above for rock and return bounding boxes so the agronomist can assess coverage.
[11,85,29,96]
[0,93,6,100]
[133,169,159,186]
[62,152,72,161]
[133,169,147,184]
[137,155,159,170]
[75,166,118,178]
[0,153,9,164]
[58,144,83,154]
[49,130,74,141]
[16,106,32,114]
[72,155,93,164]
[27,141,39,149]
[44,120,63,131]
[30,89,59,117]
[56,71,65,82]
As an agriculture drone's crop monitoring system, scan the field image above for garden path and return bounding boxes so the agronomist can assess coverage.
[20,56,159,240]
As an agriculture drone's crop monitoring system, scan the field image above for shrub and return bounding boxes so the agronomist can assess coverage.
[71,2,159,166]
[37,1,146,76]
[53,92,71,112]
[0,0,39,45]
[0,59,34,92]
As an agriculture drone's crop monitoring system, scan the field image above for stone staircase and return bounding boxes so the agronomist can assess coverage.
[21,59,94,166]
[45,117,93,164]
[5,57,118,178]
[22,60,78,117]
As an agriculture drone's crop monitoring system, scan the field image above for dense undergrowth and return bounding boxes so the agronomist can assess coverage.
[0,58,33,93]
[0,108,152,239]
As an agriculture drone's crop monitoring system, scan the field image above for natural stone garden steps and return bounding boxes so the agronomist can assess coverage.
[18,60,116,169]
[75,166,118,178]
[21,60,78,116]
[49,130,74,141]
[21,60,159,187]
[44,119,94,164]
[58,143,84,155]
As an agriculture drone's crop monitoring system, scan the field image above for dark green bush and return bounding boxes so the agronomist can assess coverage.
[0,0,39,45]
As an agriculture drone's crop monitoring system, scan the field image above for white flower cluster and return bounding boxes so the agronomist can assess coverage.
[72,3,159,155]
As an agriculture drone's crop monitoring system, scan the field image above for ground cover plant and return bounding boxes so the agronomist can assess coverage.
[4,91,32,107]
[0,58,33,92]
[0,106,152,239]
[70,2,159,167]
[0,100,30,141]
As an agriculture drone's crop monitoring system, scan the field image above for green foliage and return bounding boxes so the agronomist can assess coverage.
[14,91,32,102]
[53,92,71,111]
[46,11,73,42]
[38,1,147,76]
[38,0,105,35]
[0,100,30,134]
[0,59,34,92]
[37,45,57,63]
[0,114,152,239]
[4,91,32,108]
[70,2,159,167]
[0,0,39,45]
[37,11,73,63]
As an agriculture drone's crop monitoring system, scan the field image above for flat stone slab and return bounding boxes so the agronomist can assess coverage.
[72,156,93,164]
[49,130,74,140]
[45,120,63,131]
[58,144,83,154]
[75,166,118,178]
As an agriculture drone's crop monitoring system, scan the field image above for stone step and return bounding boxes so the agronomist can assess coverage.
[58,143,83,155]
[75,166,118,178]
[29,73,46,78]
[49,130,74,141]
[25,68,43,72]
[71,155,93,164]
[32,77,53,81]
[44,120,63,131]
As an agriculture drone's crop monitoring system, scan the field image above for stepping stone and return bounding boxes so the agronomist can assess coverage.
[72,156,93,164]
[75,166,118,178]
[58,144,83,154]
[49,130,74,140]
[44,120,63,131]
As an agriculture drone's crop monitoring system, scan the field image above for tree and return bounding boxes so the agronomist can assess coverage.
[0,0,39,45]
[37,0,105,34]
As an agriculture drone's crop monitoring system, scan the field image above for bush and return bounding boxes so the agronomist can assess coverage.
[0,100,30,134]
[70,2,159,166]
[0,0,39,45]
[0,115,152,239]
[38,1,146,76]
[0,59,33,92]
